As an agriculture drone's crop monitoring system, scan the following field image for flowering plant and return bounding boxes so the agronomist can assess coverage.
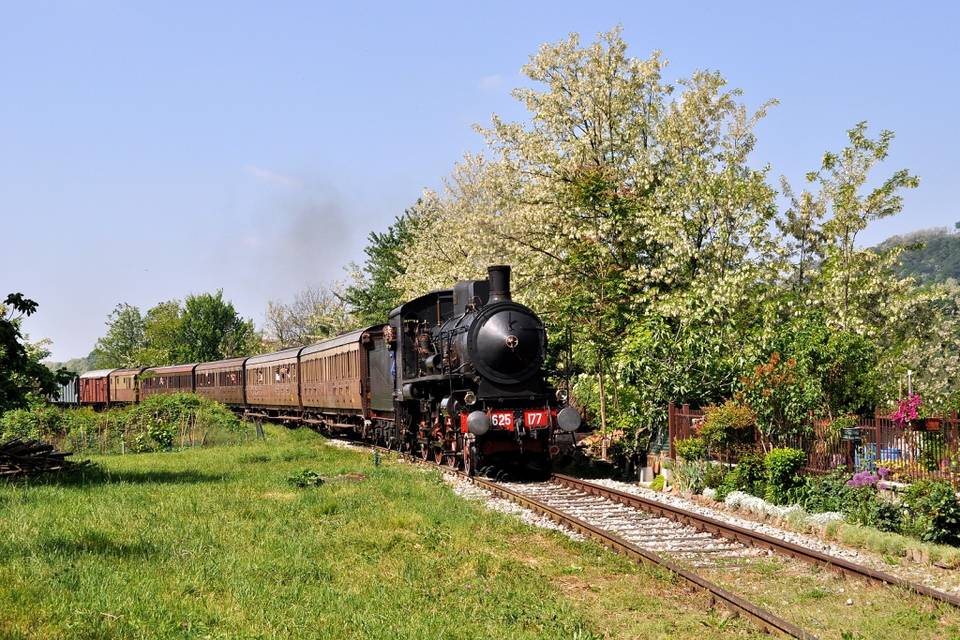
[847,470,880,488]
[890,394,922,428]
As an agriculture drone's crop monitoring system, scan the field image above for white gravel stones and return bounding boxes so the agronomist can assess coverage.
[589,478,960,593]
[498,481,764,567]
[443,475,585,541]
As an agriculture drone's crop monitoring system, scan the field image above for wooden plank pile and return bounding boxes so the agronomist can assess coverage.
[0,437,73,477]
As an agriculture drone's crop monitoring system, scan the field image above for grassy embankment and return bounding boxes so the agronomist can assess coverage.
[1,425,766,640]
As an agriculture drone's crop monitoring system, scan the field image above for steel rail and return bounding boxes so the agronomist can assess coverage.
[472,476,817,639]
[551,474,960,609]
[368,444,816,638]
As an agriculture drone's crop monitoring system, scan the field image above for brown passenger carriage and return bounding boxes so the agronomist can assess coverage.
[141,363,197,399]
[299,327,393,432]
[195,357,247,406]
[109,367,146,403]
[244,348,301,410]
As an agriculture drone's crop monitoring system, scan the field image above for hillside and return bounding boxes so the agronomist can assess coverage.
[878,226,960,284]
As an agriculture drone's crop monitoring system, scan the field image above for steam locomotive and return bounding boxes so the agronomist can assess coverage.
[56,265,581,475]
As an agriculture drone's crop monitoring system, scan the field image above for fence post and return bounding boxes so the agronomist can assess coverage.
[951,411,959,487]
[668,402,675,459]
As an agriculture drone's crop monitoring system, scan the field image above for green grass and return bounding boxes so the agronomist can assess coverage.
[0,426,765,640]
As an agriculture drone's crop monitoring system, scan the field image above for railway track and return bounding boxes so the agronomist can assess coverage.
[360,439,960,638]
[368,443,815,638]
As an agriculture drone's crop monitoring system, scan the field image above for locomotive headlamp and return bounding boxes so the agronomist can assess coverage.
[467,410,491,436]
[557,406,581,432]
[463,391,477,406]
[555,388,569,403]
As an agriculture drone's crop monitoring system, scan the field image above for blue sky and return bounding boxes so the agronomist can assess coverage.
[3,1,958,360]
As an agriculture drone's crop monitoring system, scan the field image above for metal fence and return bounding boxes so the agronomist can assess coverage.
[667,402,960,486]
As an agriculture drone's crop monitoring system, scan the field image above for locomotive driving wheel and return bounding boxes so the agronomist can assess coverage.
[418,441,430,460]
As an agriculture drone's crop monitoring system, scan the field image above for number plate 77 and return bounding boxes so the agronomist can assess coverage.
[524,410,548,429]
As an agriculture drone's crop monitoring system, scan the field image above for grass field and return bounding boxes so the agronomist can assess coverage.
[1,426,770,639]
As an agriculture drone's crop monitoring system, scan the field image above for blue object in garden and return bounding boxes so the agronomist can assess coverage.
[855,443,878,471]
[880,447,902,461]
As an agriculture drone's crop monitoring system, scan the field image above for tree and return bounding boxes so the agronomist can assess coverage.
[178,291,258,362]
[140,300,183,365]
[344,200,433,325]
[92,303,146,368]
[0,293,70,412]
[265,284,356,349]
[399,28,780,454]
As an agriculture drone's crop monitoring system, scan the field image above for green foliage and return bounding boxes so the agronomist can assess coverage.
[287,469,325,488]
[649,474,665,492]
[901,480,960,545]
[739,354,821,450]
[699,401,755,451]
[798,469,850,513]
[718,451,767,499]
[671,460,706,494]
[879,227,960,285]
[842,486,902,533]
[763,447,807,504]
[703,463,728,490]
[92,303,145,368]
[92,292,259,368]
[673,436,707,461]
[179,290,259,362]
[1,394,245,454]
[0,293,70,413]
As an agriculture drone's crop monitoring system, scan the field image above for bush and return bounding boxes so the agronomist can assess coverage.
[843,486,902,532]
[674,436,707,461]
[699,401,755,451]
[672,460,706,494]
[716,450,767,501]
[703,463,728,490]
[901,480,960,545]
[0,404,64,441]
[288,469,325,488]
[649,474,665,492]
[798,470,849,513]
[763,447,807,505]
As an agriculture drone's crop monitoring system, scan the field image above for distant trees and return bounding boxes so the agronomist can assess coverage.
[93,291,260,367]
[0,293,71,412]
[879,226,960,284]
[92,303,145,368]
[264,285,356,349]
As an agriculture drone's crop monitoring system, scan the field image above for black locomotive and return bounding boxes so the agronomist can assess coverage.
[388,265,580,475]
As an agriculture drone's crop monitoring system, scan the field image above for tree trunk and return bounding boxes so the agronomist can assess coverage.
[598,364,609,461]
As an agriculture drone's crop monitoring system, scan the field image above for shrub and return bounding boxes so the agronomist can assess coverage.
[673,436,707,461]
[672,460,706,494]
[699,401,755,451]
[703,463,728,490]
[288,469,325,488]
[717,451,767,500]
[0,404,64,440]
[763,447,807,505]
[799,470,850,513]
[649,474,665,492]
[843,486,902,532]
[901,480,960,545]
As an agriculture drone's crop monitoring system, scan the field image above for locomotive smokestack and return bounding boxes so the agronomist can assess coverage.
[487,265,511,302]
